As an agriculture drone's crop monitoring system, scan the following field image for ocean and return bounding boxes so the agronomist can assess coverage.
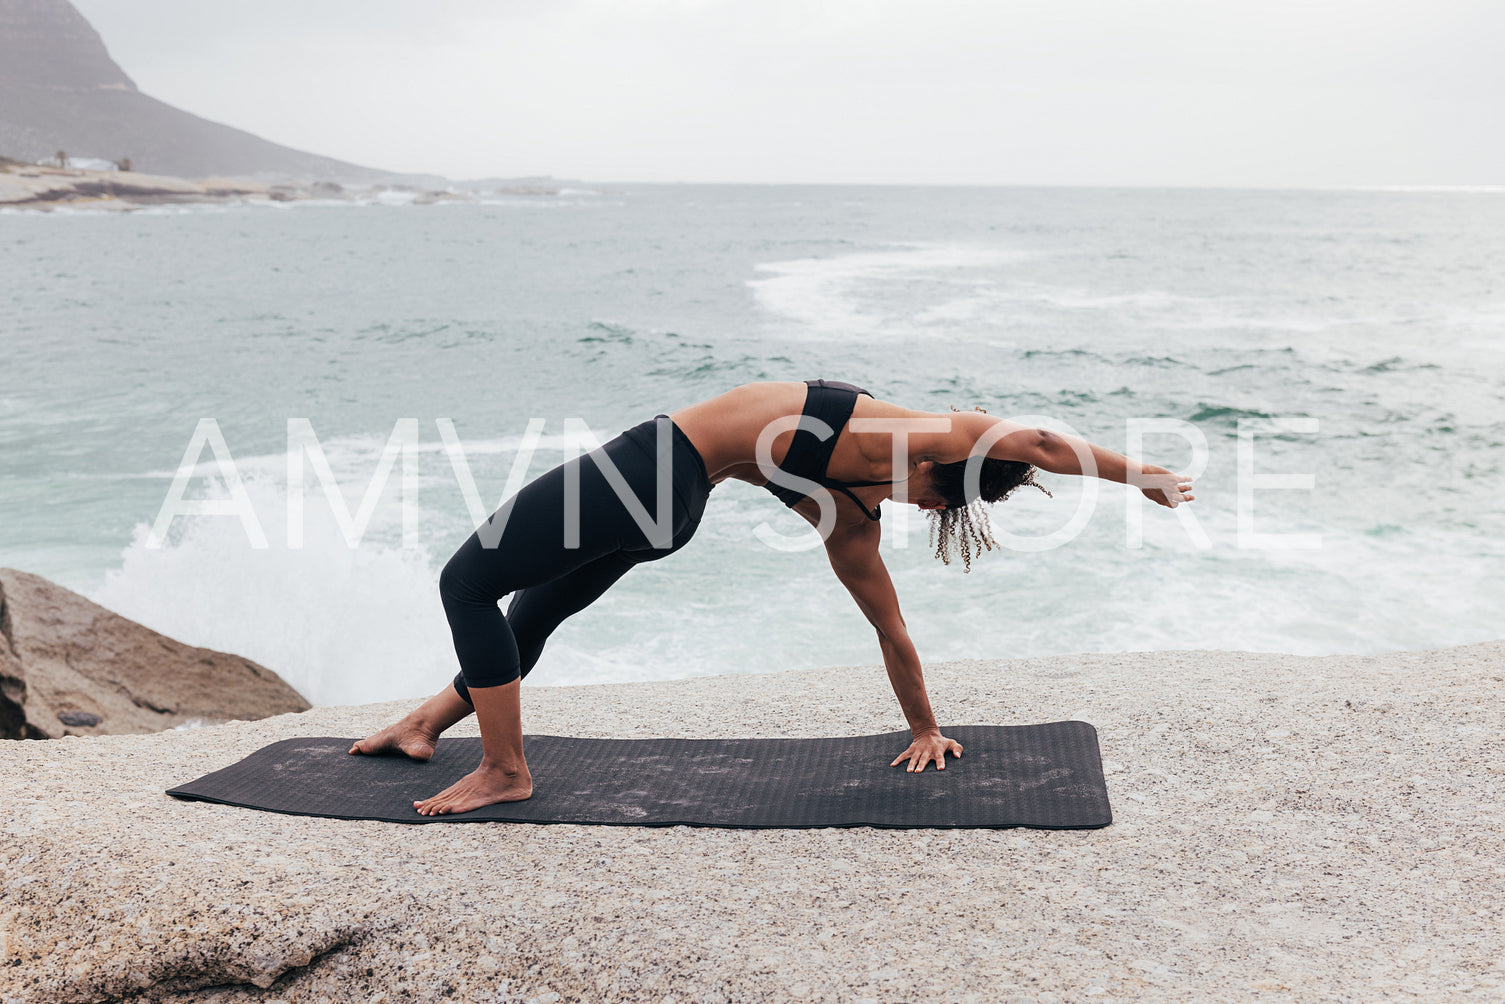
[2,185,1501,705]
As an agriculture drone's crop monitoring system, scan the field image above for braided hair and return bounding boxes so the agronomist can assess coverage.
[925,407,1052,572]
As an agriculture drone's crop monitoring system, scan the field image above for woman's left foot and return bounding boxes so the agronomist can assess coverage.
[414,763,532,815]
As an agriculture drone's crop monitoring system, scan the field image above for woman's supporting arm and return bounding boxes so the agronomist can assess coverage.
[820,517,964,771]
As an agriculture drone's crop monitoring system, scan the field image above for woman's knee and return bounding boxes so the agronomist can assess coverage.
[439,548,492,609]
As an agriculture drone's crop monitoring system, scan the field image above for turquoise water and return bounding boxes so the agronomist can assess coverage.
[3,186,1502,704]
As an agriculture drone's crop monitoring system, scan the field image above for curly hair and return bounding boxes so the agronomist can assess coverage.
[925,408,1052,572]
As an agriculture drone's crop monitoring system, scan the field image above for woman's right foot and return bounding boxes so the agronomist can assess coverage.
[414,761,533,815]
[348,716,441,761]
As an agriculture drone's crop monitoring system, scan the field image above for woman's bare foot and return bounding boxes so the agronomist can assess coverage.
[348,714,442,761]
[349,685,476,761]
[414,761,532,815]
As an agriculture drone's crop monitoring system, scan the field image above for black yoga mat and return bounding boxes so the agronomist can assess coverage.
[167,722,1111,830]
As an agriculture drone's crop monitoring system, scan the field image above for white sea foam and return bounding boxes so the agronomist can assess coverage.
[747,245,1223,338]
[749,244,1028,335]
[92,473,455,706]
[86,422,746,704]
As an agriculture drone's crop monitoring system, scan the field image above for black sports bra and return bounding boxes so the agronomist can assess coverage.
[761,379,896,522]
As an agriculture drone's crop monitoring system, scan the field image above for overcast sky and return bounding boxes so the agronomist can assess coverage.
[73,0,1502,186]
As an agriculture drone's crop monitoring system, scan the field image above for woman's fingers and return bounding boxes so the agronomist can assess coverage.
[893,737,965,771]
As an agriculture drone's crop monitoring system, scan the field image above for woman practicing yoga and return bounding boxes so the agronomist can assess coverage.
[351,379,1195,815]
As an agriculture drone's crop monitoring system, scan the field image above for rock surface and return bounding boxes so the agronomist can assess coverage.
[0,568,309,740]
[2,641,1501,1002]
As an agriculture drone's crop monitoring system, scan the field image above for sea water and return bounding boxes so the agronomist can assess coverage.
[2,185,1502,705]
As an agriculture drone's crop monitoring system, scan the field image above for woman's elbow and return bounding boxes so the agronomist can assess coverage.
[873,618,911,647]
[1029,428,1066,468]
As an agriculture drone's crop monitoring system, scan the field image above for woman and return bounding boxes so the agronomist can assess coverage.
[351,379,1194,815]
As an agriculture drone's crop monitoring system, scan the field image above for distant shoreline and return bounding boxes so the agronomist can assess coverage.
[0,161,566,210]
[5,165,1501,210]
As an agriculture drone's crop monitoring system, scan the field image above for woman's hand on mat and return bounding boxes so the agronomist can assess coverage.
[891,731,963,772]
[1136,470,1195,509]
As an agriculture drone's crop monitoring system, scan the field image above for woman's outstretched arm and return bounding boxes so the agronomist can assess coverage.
[1028,428,1195,508]
[937,411,1196,509]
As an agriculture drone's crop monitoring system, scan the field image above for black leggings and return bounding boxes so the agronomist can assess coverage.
[440,415,711,702]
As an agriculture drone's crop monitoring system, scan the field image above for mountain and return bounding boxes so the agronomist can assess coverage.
[0,0,388,180]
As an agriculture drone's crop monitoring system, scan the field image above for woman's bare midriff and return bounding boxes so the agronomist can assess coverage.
[668,381,936,489]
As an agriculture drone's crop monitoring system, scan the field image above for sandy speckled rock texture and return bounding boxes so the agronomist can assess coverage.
[2,641,1503,1002]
